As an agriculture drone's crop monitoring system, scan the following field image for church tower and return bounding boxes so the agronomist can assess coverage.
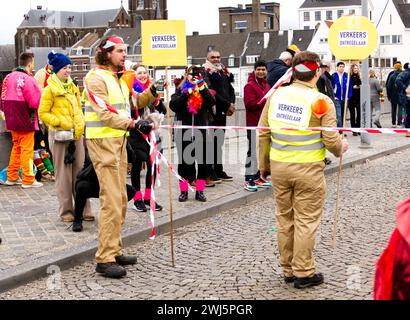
[128,0,168,27]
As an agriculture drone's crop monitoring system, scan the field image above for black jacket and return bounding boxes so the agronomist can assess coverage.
[267,59,290,87]
[396,70,410,107]
[170,86,215,126]
[317,71,336,104]
[349,74,362,105]
[206,70,235,126]
[386,69,402,105]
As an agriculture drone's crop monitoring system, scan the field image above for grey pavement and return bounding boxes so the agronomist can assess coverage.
[1,140,409,300]
[0,106,408,294]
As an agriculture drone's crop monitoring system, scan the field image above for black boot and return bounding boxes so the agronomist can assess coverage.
[95,262,126,278]
[294,273,324,289]
[72,220,83,232]
[178,191,188,202]
[195,191,207,202]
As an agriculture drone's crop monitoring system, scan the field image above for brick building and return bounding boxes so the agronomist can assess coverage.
[14,0,167,64]
[219,0,280,34]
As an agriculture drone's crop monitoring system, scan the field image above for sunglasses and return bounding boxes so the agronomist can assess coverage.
[210,56,221,59]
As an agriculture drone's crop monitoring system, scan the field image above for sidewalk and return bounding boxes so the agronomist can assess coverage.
[0,113,408,293]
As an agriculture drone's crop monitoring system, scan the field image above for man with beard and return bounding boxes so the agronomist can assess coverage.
[203,51,236,183]
[84,36,155,278]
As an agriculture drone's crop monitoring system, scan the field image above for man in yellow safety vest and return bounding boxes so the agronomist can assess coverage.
[258,51,349,289]
[84,36,155,278]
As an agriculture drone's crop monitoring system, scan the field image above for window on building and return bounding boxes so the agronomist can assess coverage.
[393,57,398,65]
[170,75,176,87]
[380,35,392,45]
[66,35,71,47]
[72,63,77,71]
[386,59,392,68]
[390,14,392,25]
[304,26,310,30]
[269,16,274,29]
[368,57,372,68]
[337,10,344,18]
[246,55,259,64]
[56,33,61,47]
[381,58,386,68]
[234,21,247,30]
[82,63,88,71]
[20,33,25,51]
[137,0,144,10]
[47,33,52,47]
[392,35,402,44]
[315,11,321,21]
[32,32,40,47]
[76,47,82,56]
[187,56,192,65]
[326,11,332,20]
[304,12,310,22]
[228,54,235,67]
[374,58,379,68]
[349,9,355,15]
[370,11,372,20]
[264,21,267,29]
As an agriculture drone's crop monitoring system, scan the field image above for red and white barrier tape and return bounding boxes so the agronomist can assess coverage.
[160,124,410,135]
[144,132,195,240]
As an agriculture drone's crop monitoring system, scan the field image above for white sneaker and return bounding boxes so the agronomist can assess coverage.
[4,179,23,186]
[22,180,43,189]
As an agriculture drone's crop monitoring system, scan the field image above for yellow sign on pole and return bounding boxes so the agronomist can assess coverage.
[142,20,187,67]
[328,16,378,61]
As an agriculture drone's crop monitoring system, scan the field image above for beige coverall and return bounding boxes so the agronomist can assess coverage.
[86,72,154,264]
[258,80,344,278]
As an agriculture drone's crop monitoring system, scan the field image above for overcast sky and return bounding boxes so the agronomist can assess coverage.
[0,0,306,44]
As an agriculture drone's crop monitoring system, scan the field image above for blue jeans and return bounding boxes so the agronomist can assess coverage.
[335,100,345,128]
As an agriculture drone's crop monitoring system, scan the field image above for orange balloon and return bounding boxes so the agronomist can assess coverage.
[312,98,329,119]
[122,70,136,93]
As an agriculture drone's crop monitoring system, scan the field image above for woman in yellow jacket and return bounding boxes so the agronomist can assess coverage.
[39,53,92,222]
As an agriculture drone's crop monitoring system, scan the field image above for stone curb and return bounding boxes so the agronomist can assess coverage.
[1,142,409,293]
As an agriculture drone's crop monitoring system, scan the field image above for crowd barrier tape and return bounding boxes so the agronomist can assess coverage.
[160,125,410,135]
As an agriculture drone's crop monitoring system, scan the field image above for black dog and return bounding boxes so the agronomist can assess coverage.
[73,148,136,232]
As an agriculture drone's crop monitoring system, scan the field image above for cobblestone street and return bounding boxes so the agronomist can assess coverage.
[1,146,409,300]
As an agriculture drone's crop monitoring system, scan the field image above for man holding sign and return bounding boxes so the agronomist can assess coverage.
[258,51,349,289]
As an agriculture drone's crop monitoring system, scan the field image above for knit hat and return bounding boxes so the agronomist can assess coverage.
[48,52,71,74]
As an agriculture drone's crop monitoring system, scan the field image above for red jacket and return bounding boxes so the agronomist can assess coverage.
[244,72,270,127]
[374,198,410,300]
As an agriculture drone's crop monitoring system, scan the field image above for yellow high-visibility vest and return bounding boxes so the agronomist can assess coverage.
[84,68,131,139]
[0,111,5,132]
[268,85,326,163]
